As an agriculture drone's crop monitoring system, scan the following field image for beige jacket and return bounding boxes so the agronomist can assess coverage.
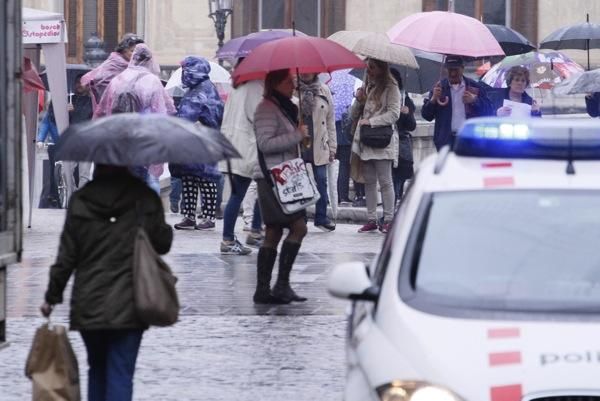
[351,80,401,162]
[218,80,264,178]
[304,83,337,166]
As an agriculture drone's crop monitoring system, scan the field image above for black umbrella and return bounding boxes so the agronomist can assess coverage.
[540,14,600,70]
[40,63,92,93]
[485,24,536,56]
[55,113,241,165]
[350,50,443,94]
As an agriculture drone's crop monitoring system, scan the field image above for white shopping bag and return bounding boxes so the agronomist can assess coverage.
[326,159,339,220]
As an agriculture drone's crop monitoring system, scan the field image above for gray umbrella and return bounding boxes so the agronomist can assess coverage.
[55,113,240,165]
[540,14,600,70]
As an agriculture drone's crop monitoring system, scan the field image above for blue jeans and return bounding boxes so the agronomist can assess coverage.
[312,164,330,225]
[170,177,182,205]
[223,174,262,241]
[80,329,144,401]
[216,175,225,211]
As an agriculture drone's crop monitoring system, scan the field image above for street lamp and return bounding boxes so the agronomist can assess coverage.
[208,0,233,65]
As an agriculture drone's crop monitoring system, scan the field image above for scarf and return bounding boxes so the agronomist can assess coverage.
[298,78,321,116]
[270,90,298,126]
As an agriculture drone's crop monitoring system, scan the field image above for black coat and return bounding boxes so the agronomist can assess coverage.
[394,94,416,179]
[45,172,173,331]
[585,93,600,117]
[69,94,93,124]
[421,77,493,150]
[492,88,542,117]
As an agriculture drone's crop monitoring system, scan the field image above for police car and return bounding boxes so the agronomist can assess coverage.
[328,118,600,401]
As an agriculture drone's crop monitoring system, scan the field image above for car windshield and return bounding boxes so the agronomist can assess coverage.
[412,190,600,313]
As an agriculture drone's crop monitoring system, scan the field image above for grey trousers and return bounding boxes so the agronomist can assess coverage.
[363,159,394,222]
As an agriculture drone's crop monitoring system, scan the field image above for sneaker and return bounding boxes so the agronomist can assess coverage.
[339,201,352,207]
[220,238,252,255]
[245,232,264,247]
[315,222,336,232]
[174,217,195,230]
[358,220,378,233]
[379,221,392,234]
[170,203,179,214]
[195,219,216,230]
[215,207,224,220]
[352,197,366,207]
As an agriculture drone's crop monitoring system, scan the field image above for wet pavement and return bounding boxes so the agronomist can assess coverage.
[0,209,382,400]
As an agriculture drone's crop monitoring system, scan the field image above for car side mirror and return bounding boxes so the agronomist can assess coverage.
[328,261,379,302]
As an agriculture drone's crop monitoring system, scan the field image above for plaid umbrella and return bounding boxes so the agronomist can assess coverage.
[481,51,584,89]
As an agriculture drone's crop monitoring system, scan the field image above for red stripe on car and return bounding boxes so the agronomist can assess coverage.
[481,162,513,168]
[484,176,515,188]
[489,351,522,366]
[488,328,520,339]
[490,384,522,401]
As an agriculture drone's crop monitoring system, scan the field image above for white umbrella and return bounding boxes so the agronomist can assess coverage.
[165,61,232,98]
[329,31,418,69]
[553,68,600,95]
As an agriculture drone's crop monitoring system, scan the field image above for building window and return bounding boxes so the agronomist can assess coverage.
[259,0,321,37]
[428,0,506,25]
[64,0,137,63]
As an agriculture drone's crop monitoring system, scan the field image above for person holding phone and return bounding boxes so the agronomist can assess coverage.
[422,55,493,150]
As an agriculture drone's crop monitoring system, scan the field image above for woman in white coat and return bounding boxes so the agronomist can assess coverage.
[297,73,337,232]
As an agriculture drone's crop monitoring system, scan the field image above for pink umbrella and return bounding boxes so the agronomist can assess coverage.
[387,11,505,58]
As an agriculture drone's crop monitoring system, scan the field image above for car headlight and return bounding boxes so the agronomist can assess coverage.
[377,381,463,401]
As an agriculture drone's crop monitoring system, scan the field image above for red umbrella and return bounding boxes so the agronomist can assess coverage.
[232,36,365,84]
[22,57,46,93]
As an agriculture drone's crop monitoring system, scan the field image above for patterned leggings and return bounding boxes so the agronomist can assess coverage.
[182,175,217,221]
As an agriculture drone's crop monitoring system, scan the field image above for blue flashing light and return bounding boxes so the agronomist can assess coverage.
[454,117,600,160]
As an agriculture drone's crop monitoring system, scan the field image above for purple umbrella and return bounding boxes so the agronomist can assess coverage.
[216,29,307,62]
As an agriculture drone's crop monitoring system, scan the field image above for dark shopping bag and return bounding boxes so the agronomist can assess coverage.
[25,323,81,401]
[133,226,180,327]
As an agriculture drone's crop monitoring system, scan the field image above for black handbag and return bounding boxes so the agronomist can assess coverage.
[359,125,393,148]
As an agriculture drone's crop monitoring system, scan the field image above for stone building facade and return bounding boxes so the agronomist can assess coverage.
[21,0,600,69]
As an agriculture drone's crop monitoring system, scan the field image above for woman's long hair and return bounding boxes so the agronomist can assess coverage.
[264,69,291,98]
[364,58,397,109]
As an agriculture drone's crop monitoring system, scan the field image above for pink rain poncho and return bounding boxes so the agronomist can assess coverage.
[81,51,129,110]
[95,44,176,177]
[94,44,175,118]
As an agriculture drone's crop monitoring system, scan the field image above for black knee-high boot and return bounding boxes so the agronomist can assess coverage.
[253,247,288,304]
[272,241,307,303]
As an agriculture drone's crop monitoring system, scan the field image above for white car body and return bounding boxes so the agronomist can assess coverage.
[330,118,600,401]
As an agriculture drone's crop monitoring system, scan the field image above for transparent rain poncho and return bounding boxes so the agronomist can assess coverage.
[94,44,175,177]
[94,44,175,119]
[80,52,129,109]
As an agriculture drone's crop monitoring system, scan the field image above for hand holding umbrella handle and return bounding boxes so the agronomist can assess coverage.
[431,82,448,106]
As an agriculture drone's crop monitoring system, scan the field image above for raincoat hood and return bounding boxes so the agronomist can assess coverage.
[181,56,211,88]
[129,43,160,76]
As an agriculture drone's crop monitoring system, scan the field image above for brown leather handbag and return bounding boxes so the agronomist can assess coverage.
[133,207,179,327]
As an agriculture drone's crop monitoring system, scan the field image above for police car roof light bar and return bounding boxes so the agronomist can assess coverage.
[454,118,600,161]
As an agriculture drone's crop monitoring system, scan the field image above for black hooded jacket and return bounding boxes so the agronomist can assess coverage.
[45,172,173,330]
